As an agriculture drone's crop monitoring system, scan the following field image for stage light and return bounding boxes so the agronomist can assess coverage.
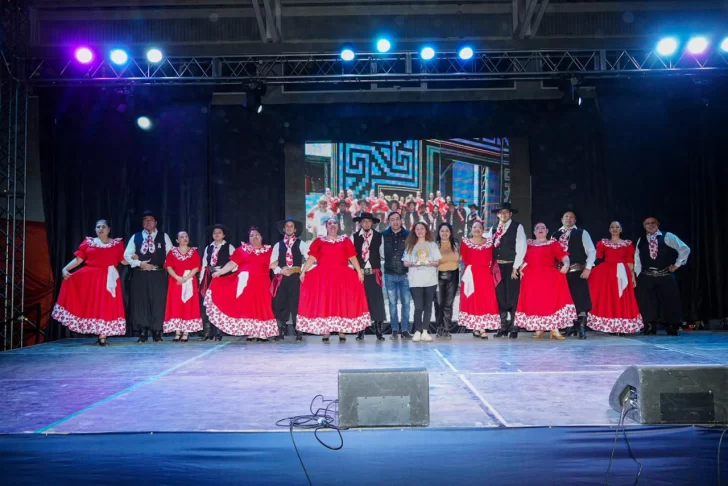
[146,48,163,63]
[244,83,267,114]
[110,49,129,65]
[420,47,435,60]
[376,39,391,53]
[656,37,679,56]
[686,36,709,55]
[74,47,94,64]
[721,37,728,52]
[137,116,152,130]
[458,47,474,60]
[340,47,355,62]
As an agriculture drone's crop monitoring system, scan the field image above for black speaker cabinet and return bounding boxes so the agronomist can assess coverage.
[609,365,728,424]
[338,368,429,428]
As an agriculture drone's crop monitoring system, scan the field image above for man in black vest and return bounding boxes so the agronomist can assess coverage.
[270,218,309,342]
[352,212,386,341]
[466,203,480,237]
[552,210,596,339]
[403,200,419,230]
[336,200,354,237]
[487,202,527,339]
[382,211,412,339]
[452,200,467,238]
[124,210,173,343]
[635,216,691,336]
[199,224,236,341]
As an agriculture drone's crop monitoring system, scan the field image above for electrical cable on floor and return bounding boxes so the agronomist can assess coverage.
[718,427,728,486]
[276,395,343,486]
[604,398,642,486]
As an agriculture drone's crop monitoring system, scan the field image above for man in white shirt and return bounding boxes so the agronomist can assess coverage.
[306,197,334,238]
[487,202,527,339]
[352,212,387,341]
[635,217,691,336]
[124,210,173,343]
[270,218,309,341]
[552,210,597,339]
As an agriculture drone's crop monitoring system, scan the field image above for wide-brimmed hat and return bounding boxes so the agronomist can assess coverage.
[337,199,349,207]
[141,210,160,224]
[468,203,479,210]
[206,223,232,238]
[276,217,304,237]
[353,212,381,224]
[491,202,519,214]
[406,200,416,208]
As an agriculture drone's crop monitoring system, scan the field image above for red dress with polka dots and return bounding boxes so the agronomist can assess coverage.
[163,247,203,333]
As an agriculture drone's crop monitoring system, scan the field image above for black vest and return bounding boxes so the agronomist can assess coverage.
[206,242,232,268]
[133,231,167,267]
[637,233,678,269]
[353,231,382,269]
[277,239,304,267]
[382,228,409,275]
[552,228,588,264]
[491,221,520,261]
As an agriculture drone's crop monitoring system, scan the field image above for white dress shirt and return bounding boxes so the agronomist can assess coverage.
[124,229,173,267]
[557,226,597,269]
[199,241,236,280]
[634,231,691,276]
[486,219,528,269]
[270,238,310,274]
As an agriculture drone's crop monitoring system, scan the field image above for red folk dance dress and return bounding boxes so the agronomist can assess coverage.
[297,236,370,334]
[204,243,278,338]
[588,239,644,333]
[458,238,501,330]
[163,247,203,333]
[515,239,577,330]
[52,237,126,336]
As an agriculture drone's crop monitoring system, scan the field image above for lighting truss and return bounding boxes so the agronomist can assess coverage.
[15,48,728,86]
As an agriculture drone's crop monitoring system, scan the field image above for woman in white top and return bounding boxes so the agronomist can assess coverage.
[402,222,442,342]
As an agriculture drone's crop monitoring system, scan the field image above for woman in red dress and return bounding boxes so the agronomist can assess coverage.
[163,231,203,342]
[459,221,501,338]
[515,222,576,339]
[297,217,369,342]
[588,221,644,334]
[204,227,278,340]
[52,219,127,346]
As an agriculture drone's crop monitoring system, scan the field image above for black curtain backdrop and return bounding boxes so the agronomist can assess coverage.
[39,81,727,339]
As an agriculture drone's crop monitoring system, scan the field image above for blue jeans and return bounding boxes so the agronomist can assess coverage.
[385,274,411,332]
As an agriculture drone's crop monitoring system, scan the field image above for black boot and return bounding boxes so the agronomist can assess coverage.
[641,322,655,335]
[276,320,286,342]
[137,329,149,343]
[356,330,366,340]
[495,313,509,338]
[295,330,303,342]
[564,320,577,337]
[508,320,518,339]
[666,324,680,336]
[153,331,163,343]
[578,315,587,340]
[199,319,212,341]
[375,322,385,341]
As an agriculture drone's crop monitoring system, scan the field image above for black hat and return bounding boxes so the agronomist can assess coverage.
[358,199,370,207]
[276,217,304,237]
[353,212,381,224]
[491,202,519,214]
[458,199,467,205]
[206,223,232,239]
[468,203,479,210]
[448,200,456,206]
[337,200,349,207]
[141,210,160,224]
[406,200,416,207]
[390,200,401,208]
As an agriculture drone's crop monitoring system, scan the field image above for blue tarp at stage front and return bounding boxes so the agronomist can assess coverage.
[3,426,727,485]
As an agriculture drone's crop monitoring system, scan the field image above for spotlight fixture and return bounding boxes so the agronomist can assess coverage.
[244,83,268,114]
[458,46,474,60]
[74,47,94,64]
[146,48,163,63]
[340,47,355,62]
[376,39,391,53]
[686,36,709,55]
[721,37,728,52]
[110,49,129,65]
[656,37,679,57]
[420,47,435,60]
[137,116,152,130]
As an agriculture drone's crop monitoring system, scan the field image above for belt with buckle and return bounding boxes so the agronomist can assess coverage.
[496,260,514,265]
[288,267,302,274]
[567,263,585,273]
[363,268,375,275]
[643,267,670,277]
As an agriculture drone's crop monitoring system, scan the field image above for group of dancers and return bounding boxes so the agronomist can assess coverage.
[52,201,691,346]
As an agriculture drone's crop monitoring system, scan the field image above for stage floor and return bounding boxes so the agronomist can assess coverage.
[2,332,728,434]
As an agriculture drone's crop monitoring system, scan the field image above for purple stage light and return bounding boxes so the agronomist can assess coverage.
[74,47,94,64]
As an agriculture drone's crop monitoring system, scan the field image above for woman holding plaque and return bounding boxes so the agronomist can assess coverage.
[402,222,442,342]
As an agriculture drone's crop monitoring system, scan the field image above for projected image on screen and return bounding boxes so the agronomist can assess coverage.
[302,138,511,241]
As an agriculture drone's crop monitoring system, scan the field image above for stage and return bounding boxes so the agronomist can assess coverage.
[2,332,727,484]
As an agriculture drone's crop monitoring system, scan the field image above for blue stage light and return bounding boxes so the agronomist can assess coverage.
[340,48,355,61]
[376,39,391,53]
[420,47,435,60]
[146,48,163,63]
[656,37,679,56]
[137,116,152,130]
[110,49,129,65]
[458,47,474,60]
[686,36,709,55]
[721,37,728,52]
